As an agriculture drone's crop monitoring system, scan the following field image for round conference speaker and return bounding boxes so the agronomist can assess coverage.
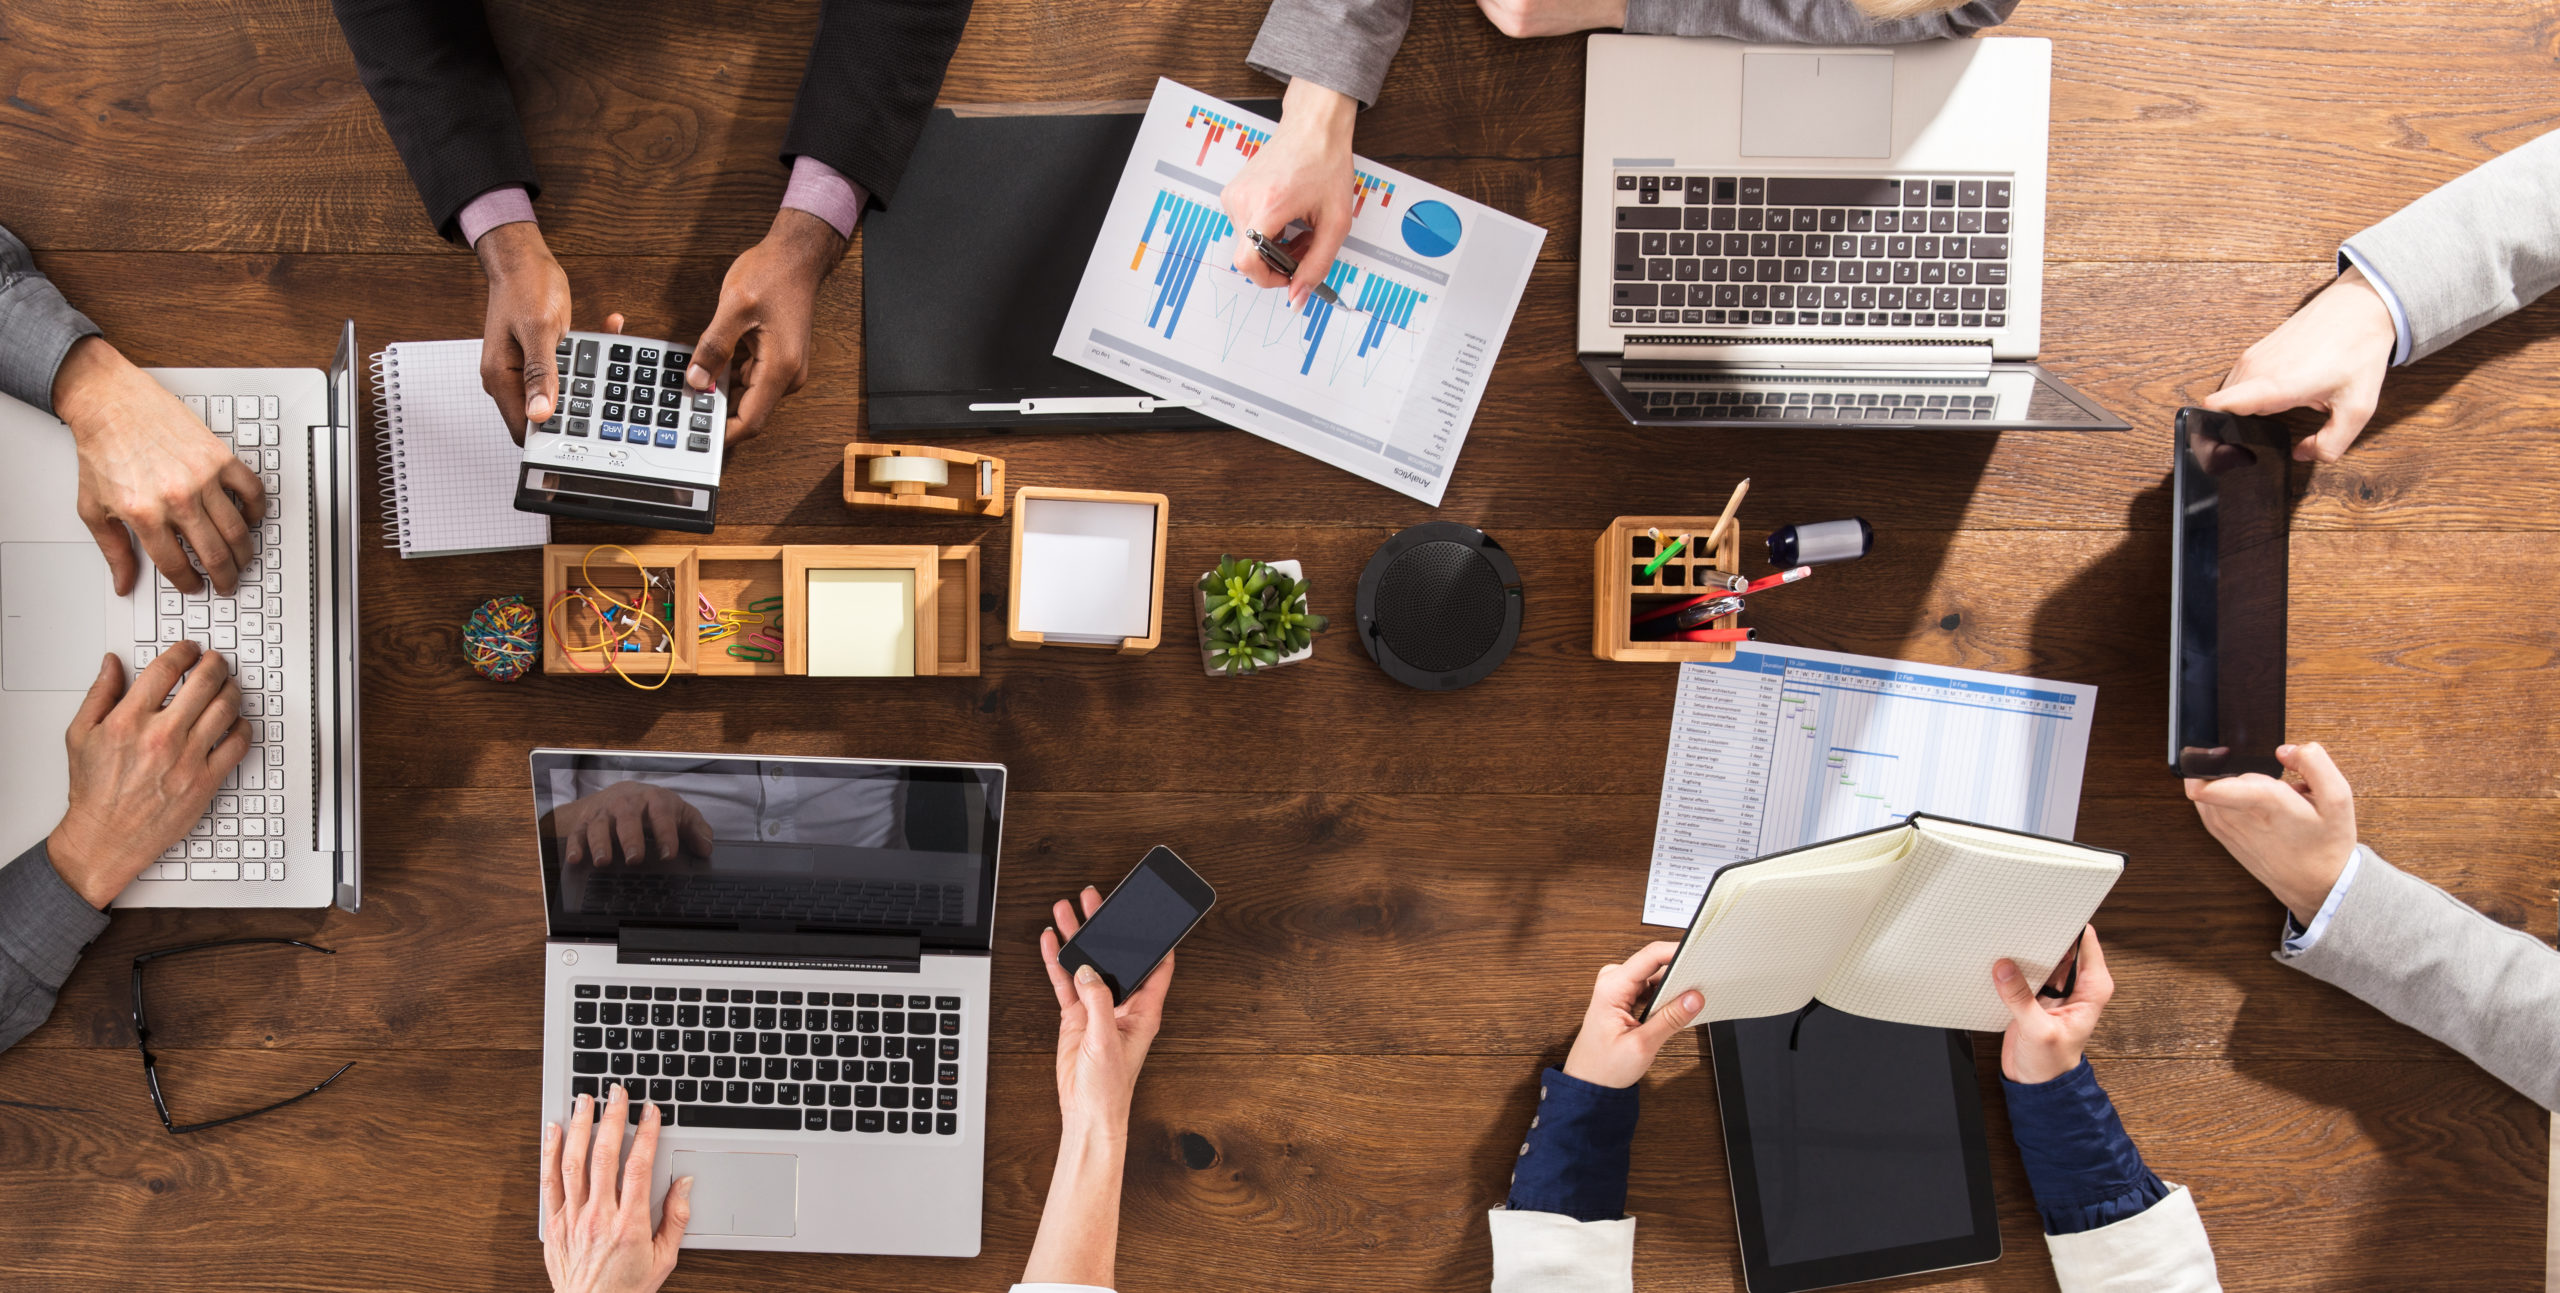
[1354,522,1524,691]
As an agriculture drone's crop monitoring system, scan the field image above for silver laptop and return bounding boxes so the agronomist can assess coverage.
[1580,36,2123,429]
[0,321,362,910]
[531,749,1003,1256]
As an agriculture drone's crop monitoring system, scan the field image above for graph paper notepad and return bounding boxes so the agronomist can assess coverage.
[1646,815,2123,1033]
[1643,644,2097,926]
[371,340,549,557]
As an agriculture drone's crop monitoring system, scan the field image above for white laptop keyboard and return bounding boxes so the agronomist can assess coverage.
[134,391,297,885]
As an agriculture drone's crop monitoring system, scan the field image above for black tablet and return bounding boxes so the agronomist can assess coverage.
[2169,405,2292,778]
[1709,1007,2000,1292]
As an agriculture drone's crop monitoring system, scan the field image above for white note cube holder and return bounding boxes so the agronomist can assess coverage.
[1008,487,1168,654]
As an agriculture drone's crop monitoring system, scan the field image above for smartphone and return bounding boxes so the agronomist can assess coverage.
[1056,846,1216,1005]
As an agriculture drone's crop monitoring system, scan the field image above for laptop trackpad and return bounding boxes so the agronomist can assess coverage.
[1740,51,1894,158]
[671,1151,798,1237]
[2,542,112,692]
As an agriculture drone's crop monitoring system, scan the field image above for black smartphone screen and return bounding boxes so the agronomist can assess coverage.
[2171,406,2292,778]
[1059,846,1215,1004]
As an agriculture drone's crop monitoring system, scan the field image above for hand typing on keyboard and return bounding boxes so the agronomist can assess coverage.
[52,336,266,596]
[2203,264,2399,464]
[45,642,245,908]
[541,1087,689,1293]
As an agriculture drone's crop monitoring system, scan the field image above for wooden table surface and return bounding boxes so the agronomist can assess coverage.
[4,1,2556,1289]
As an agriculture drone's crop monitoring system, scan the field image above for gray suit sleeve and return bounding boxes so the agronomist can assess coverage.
[1246,0,1416,107]
[2339,128,2560,363]
[1624,0,2018,41]
[2280,845,2560,1112]
[0,221,103,416]
[0,840,111,1055]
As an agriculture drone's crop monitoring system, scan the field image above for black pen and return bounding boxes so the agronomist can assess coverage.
[1244,229,1358,311]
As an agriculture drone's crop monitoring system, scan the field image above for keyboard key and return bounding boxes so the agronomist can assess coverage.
[889,1061,910,1086]
[938,1014,961,1036]
[802,1083,825,1107]
[855,1085,878,1108]
[857,1110,885,1133]
[650,1079,673,1103]
[938,1063,959,1085]
[937,1113,958,1135]
[706,989,728,1003]
[832,1110,854,1132]
[829,1084,852,1107]
[857,1011,879,1033]
[680,1105,799,1131]
[759,1033,783,1055]
[858,993,880,1008]
[940,1038,959,1061]
[751,1082,776,1104]
[887,1112,909,1134]
[573,1052,607,1074]
[937,1088,957,1110]
[804,1109,827,1131]
[609,1053,633,1075]
[680,988,701,1002]
[777,1084,798,1107]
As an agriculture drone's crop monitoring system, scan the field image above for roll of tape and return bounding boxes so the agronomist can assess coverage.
[868,456,951,488]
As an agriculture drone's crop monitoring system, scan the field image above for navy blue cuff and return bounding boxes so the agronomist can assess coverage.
[1504,1066,1640,1223]
[2001,1058,2169,1235]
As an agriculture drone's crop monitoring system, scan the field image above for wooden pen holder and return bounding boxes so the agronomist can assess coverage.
[1592,514,1744,663]
[541,545,700,676]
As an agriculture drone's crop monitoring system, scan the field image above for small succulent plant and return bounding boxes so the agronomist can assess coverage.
[1199,556,1327,675]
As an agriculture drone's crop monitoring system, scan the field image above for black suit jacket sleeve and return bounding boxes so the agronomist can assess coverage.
[780,0,976,211]
[331,0,540,243]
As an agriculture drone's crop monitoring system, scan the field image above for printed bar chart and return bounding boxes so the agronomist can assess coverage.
[1131,190,1233,339]
[1184,106,1272,164]
[1351,170,1396,214]
[1296,260,1361,375]
[1352,272,1428,358]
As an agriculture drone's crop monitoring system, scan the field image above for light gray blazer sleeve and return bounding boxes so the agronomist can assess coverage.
[0,221,103,416]
[2339,128,2560,363]
[1246,0,1415,108]
[2279,845,2560,1112]
[0,840,111,1055]
[1624,0,2018,42]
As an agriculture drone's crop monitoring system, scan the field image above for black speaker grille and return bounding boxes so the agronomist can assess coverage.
[1375,541,1507,673]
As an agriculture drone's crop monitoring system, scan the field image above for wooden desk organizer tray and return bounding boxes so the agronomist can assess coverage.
[542,542,980,678]
[1592,514,1744,664]
[1006,486,1168,654]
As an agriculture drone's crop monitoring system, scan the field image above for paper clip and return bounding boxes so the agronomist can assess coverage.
[699,621,742,644]
[747,628,783,653]
[696,593,719,622]
[748,596,784,614]
[728,642,777,662]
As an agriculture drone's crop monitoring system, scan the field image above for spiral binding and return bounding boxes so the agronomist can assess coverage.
[370,351,406,549]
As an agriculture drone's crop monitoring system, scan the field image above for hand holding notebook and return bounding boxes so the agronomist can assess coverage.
[1645,814,2123,1033]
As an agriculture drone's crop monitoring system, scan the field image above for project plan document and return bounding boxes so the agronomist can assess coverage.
[1644,645,2098,926]
[1054,79,1545,506]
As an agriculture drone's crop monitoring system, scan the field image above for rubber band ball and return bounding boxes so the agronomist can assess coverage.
[464,594,542,682]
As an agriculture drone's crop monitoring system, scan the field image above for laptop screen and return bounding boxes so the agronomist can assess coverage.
[531,750,1004,950]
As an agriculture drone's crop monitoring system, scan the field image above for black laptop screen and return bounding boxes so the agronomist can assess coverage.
[531,751,1003,950]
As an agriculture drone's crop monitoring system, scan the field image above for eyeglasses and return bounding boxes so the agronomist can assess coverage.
[130,938,355,1135]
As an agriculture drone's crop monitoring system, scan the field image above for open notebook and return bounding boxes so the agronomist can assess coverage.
[1647,814,2124,1033]
[372,339,549,557]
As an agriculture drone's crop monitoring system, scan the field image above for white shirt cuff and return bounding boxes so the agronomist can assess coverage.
[2278,844,2366,955]
[2337,244,2413,366]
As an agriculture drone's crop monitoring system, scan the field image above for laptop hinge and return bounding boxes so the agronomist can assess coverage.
[1620,336,1994,371]
[616,927,923,973]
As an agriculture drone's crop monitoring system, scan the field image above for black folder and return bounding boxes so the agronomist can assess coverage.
[861,102,1273,435]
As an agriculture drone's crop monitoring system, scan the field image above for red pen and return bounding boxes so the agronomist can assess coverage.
[1743,566,1812,595]
[1671,627,1756,643]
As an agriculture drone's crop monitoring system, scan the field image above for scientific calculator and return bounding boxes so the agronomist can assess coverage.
[513,331,727,533]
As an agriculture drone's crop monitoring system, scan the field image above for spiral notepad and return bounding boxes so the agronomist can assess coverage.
[372,340,550,557]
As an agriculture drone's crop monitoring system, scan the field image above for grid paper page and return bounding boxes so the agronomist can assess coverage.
[1818,827,2120,1031]
[383,340,548,557]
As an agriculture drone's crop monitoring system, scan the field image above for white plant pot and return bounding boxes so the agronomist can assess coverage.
[1196,559,1316,677]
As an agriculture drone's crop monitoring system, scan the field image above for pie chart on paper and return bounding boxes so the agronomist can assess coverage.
[1400,200,1463,258]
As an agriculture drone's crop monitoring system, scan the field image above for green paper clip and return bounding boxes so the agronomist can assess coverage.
[727,642,777,663]
[748,595,785,614]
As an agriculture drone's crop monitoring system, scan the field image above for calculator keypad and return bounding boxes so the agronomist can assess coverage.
[531,335,717,453]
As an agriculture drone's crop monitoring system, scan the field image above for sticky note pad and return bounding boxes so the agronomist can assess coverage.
[805,569,916,676]
[1017,498,1157,643]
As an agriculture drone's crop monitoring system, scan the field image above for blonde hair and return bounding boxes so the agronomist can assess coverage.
[1850,0,1978,17]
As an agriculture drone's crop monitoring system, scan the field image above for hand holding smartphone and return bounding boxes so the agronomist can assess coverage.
[1056,846,1216,1004]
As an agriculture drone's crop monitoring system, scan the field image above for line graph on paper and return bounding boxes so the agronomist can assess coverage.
[1120,187,1438,409]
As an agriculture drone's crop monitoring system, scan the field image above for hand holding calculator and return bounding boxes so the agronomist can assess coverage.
[512,330,729,533]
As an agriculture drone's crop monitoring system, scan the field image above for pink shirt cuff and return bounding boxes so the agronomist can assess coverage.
[458,186,538,246]
[782,156,867,240]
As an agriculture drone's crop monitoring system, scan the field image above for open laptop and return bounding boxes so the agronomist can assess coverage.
[531,749,1004,1256]
[1580,36,2124,430]
[0,321,363,910]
